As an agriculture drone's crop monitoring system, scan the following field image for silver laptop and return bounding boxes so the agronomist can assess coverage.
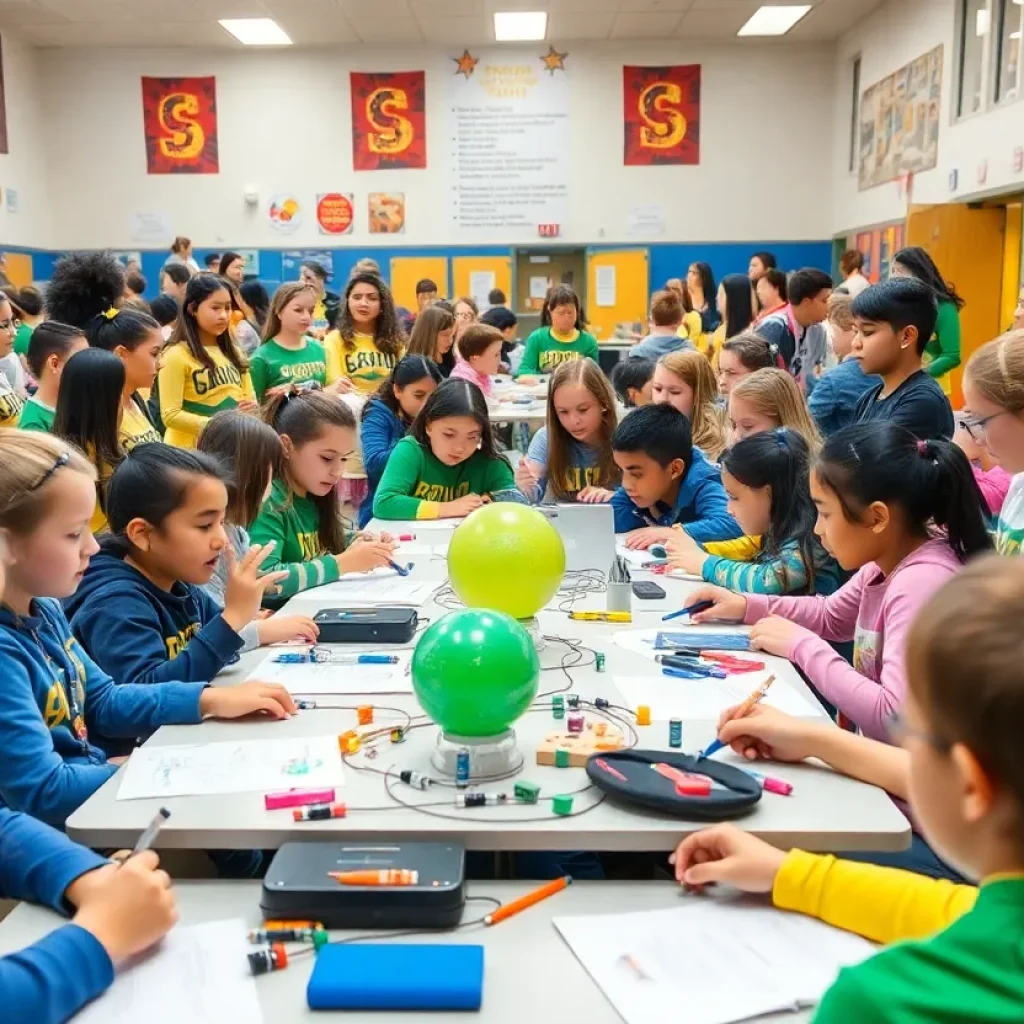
[539,502,617,576]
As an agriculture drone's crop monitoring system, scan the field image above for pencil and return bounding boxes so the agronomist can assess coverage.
[700,674,777,758]
[483,876,571,925]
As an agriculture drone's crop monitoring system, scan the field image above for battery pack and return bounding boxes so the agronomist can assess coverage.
[312,607,418,644]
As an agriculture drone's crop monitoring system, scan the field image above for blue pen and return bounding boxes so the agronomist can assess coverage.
[660,658,727,679]
[662,599,714,622]
[388,559,412,577]
[662,665,714,680]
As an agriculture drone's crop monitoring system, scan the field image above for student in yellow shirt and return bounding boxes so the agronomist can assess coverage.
[158,274,255,448]
[52,348,125,533]
[324,271,406,395]
[0,293,26,428]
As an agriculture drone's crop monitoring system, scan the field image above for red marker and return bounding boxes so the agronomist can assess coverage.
[594,758,627,781]
[744,769,793,796]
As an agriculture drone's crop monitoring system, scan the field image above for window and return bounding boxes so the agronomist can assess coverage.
[958,0,990,116]
[849,55,861,172]
[994,0,1023,104]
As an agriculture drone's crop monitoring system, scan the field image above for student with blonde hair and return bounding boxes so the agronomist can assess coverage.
[653,349,726,461]
[729,368,820,449]
[249,282,328,400]
[406,303,456,376]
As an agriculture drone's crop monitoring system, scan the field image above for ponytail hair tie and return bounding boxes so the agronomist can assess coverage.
[103,307,119,320]
[917,439,929,455]
[774,428,789,448]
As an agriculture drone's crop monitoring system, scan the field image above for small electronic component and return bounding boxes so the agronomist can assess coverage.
[248,944,288,976]
[594,722,608,737]
[337,730,360,755]
[514,781,541,803]
[669,719,683,748]
[552,795,574,816]
[293,804,347,822]
[455,792,508,807]
[595,652,606,673]
[248,927,327,946]
[357,705,373,725]
[390,727,406,744]
[636,705,652,726]
[554,748,570,768]
[567,694,581,708]
[594,697,610,710]
[399,770,432,790]
[456,747,471,789]
[294,699,316,710]
[566,713,584,734]
[551,695,565,720]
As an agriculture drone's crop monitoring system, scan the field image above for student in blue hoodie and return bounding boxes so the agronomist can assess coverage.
[66,442,317,691]
[359,355,443,527]
[612,402,741,547]
[0,430,298,827]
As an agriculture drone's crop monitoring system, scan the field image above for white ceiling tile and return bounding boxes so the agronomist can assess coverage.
[338,0,410,16]
[675,7,754,37]
[352,14,423,40]
[22,18,232,46]
[410,0,484,15]
[611,10,685,38]
[277,15,358,43]
[618,0,694,11]
[548,11,616,39]
[418,14,490,43]
[788,0,884,40]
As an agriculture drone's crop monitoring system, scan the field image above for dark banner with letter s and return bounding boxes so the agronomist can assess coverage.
[350,71,426,171]
[623,64,700,166]
[141,76,219,174]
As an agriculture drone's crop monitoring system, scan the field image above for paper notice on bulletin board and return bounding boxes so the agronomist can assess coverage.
[470,271,495,309]
[596,265,617,307]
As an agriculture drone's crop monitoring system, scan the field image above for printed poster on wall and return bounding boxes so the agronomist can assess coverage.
[623,64,700,166]
[268,193,302,233]
[317,193,354,235]
[368,192,406,234]
[350,71,426,171]
[141,76,219,174]
[448,47,570,236]
[858,45,942,191]
[282,250,335,280]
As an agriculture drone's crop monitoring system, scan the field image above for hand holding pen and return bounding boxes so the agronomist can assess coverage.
[701,674,777,757]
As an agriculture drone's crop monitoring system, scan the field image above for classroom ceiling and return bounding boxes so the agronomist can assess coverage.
[0,0,883,48]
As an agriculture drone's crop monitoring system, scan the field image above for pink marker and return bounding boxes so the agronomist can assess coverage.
[397,533,416,542]
[744,770,793,796]
[264,788,336,811]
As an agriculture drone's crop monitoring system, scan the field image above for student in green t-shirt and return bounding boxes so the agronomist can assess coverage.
[515,284,600,380]
[249,388,396,603]
[6,284,45,362]
[249,282,330,402]
[373,378,520,520]
[18,322,88,432]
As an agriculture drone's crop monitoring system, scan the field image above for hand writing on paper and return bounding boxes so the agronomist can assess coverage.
[199,681,297,721]
[335,538,396,574]
[669,824,786,894]
[683,585,747,623]
[716,703,827,764]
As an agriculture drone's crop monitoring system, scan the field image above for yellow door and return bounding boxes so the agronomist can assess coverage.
[906,203,1005,406]
[389,257,449,312]
[4,253,33,288]
[452,255,512,309]
[585,249,649,342]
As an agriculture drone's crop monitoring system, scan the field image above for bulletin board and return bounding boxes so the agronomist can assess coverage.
[452,255,512,309]
[4,252,33,288]
[585,248,649,342]
[389,257,449,312]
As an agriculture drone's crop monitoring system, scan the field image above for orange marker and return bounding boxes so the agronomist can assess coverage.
[483,876,571,926]
[328,868,419,886]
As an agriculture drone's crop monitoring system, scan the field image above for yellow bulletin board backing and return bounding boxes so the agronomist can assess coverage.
[389,257,449,313]
[4,252,34,288]
[585,248,649,342]
[452,255,512,308]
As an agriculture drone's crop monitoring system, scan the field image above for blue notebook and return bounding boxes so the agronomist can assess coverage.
[307,943,484,1011]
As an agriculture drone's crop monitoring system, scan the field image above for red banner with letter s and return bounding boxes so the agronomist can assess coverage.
[350,71,426,171]
[141,76,219,174]
[623,64,700,166]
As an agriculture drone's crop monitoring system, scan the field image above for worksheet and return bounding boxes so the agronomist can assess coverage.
[252,650,414,694]
[304,577,439,606]
[613,673,819,719]
[554,899,873,1024]
[613,627,751,661]
[117,736,345,800]
[74,919,262,1024]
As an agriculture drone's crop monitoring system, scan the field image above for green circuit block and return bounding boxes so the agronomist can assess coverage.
[514,781,541,804]
[552,795,574,816]
[554,748,570,768]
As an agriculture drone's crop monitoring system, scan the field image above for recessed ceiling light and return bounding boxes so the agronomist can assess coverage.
[219,18,292,45]
[737,5,812,36]
[976,8,990,35]
[494,11,548,42]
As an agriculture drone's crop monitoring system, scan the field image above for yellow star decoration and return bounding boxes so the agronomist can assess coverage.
[453,49,479,79]
[540,46,568,75]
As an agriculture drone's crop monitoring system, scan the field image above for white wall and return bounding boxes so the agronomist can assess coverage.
[33,41,835,250]
[831,0,1024,235]
[0,32,50,247]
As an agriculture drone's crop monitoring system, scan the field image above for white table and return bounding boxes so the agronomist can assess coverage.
[489,378,547,427]
[0,880,812,1024]
[67,521,910,855]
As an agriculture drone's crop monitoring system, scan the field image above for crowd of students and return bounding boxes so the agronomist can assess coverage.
[0,240,1023,1022]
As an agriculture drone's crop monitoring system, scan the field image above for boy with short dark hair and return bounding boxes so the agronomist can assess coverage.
[415,279,438,311]
[757,268,832,374]
[487,287,507,307]
[852,277,954,440]
[611,403,740,545]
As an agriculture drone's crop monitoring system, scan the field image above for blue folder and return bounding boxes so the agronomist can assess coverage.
[307,943,484,1011]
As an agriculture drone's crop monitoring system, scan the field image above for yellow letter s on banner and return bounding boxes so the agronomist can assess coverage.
[158,91,205,161]
[639,81,686,150]
[366,87,413,156]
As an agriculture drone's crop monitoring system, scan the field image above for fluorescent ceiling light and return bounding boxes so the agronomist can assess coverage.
[738,5,812,36]
[219,18,292,45]
[976,8,990,35]
[494,11,548,41]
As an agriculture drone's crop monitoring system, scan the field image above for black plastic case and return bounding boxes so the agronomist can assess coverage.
[261,841,466,929]
[312,607,418,644]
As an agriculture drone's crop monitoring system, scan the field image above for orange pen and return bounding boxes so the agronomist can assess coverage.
[483,876,571,926]
[328,868,419,886]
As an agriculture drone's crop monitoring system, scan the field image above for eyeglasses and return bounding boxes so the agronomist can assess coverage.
[958,410,1009,441]
[886,710,950,752]
[454,311,474,322]
[0,318,20,334]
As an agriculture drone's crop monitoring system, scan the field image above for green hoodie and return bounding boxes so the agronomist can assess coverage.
[249,338,327,400]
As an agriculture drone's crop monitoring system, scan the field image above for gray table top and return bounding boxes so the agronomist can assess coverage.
[0,880,812,1023]
[66,522,910,855]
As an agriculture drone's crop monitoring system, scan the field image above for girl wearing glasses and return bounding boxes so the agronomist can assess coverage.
[0,292,25,428]
[961,329,1024,556]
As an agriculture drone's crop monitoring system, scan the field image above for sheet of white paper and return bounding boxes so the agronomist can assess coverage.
[529,275,550,299]
[626,203,667,239]
[470,270,496,309]
[252,651,414,694]
[74,919,262,1024]
[117,736,344,800]
[596,265,616,307]
[613,627,750,662]
[614,672,817,718]
[303,577,439,607]
[554,900,873,1024]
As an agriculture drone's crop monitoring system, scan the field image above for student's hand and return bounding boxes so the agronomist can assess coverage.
[517,375,539,386]
[716,704,828,764]
[664,529,707,575]
[265,384,292,400]
[71,851,178,965]
[237,399,258,413]
[683,585,747,623]
[578,486,615,504]
[749,615,806,658]
[106,756,129,767]
[325,377,356,395]
[335,539,396,575]
[257,614,319,646]
[514,458,541,497]
[623,527,675,550]
[222,543,288,633]
[357,530,394,545]
[199,681,297,720]
[440,494,488,518]
[669,824,786,893]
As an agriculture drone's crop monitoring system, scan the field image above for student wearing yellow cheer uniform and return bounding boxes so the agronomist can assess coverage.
[0,293,25,428]
[158,274,254,448]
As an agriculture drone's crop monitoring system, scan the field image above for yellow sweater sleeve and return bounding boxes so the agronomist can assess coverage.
[158,346,208,436]
[241,368,255,402]
[702,534,762,560]
[772,849,977,945]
